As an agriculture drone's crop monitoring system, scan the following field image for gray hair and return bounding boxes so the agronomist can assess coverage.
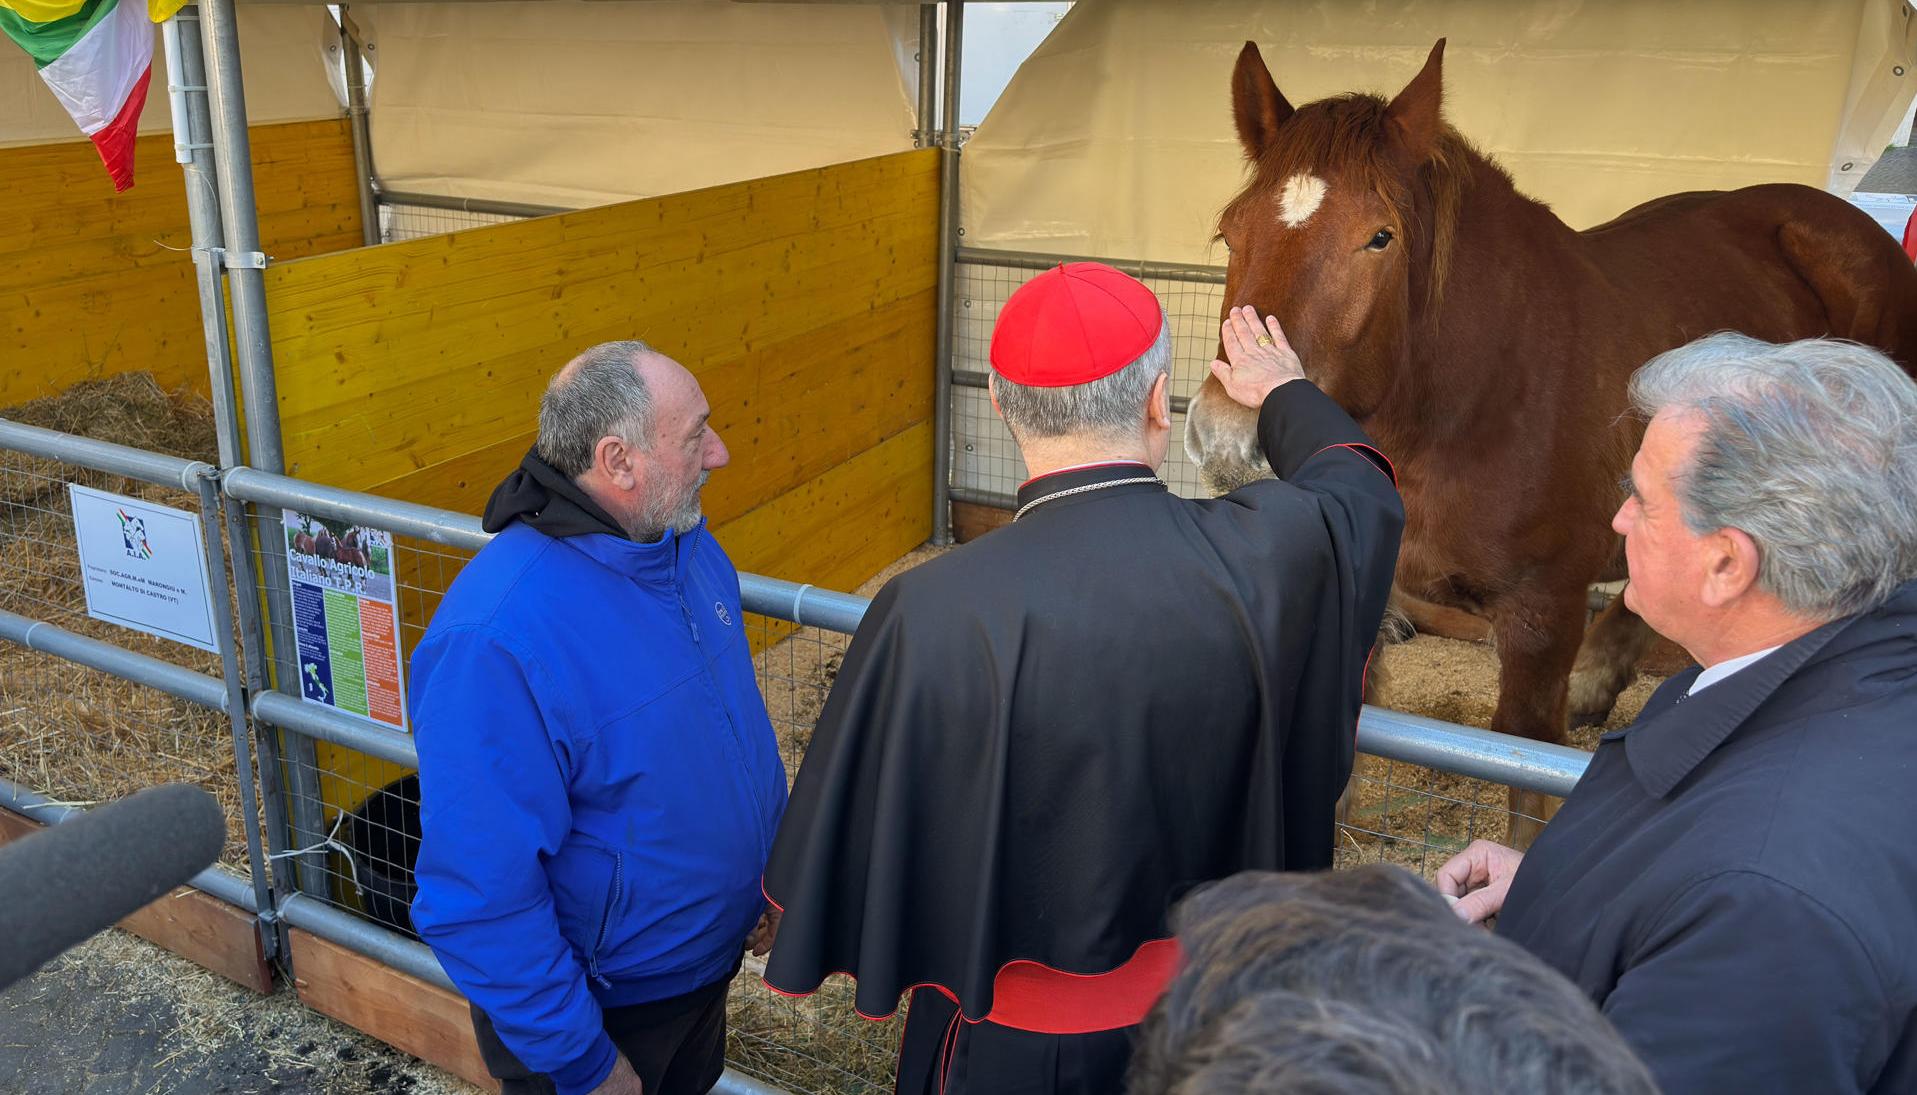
[537,340,658,478]
[1130,866,1658,1095]
[1629,333,1917,621]
[992,315,1172,440]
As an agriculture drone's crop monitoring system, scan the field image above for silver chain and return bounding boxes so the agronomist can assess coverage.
[1013,476,1163,521]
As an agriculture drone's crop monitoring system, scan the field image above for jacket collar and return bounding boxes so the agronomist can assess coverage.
[1609,580,1917,798]
[1014,461,1163,517]
[556,520,702,586]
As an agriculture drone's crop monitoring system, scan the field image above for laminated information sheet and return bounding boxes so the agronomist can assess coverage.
[282,511,407,731]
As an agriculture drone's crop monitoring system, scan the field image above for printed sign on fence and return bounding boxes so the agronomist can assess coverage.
[282,510,407,731]
[68,485,219,653]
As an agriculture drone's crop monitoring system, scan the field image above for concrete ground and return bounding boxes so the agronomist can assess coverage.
[0,929,475,1095]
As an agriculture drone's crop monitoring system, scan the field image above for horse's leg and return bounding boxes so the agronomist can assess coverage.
[1487,587,1586,849]
[1567,593,1655,727]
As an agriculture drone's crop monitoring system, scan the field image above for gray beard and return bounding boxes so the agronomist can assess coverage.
[626,472,709,543]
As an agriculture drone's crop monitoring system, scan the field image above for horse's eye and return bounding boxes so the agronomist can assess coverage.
[1365,228,1395,252]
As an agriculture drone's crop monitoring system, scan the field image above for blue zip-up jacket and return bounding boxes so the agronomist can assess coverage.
[408,519,787,1095]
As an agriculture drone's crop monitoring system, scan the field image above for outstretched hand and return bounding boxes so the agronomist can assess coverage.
[1436,839,1526,925]
[1209,306,1307,408]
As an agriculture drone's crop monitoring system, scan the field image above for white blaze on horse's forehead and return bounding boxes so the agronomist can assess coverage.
[1277,172,1328,228]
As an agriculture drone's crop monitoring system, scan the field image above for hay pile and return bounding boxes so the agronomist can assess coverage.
[0,374,256,867]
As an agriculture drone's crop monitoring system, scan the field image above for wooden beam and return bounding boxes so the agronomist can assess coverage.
[289,927,500,1092]
[0,807,272,994]
[951,499,1013,543]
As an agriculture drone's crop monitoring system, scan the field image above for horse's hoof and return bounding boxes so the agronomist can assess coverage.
[1569,700,1617,729]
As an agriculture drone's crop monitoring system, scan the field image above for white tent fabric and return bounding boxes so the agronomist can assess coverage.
[364,1,920,207]
[961,0,1917,264]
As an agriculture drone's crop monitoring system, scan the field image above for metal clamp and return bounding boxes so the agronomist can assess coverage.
[222,250,269,270]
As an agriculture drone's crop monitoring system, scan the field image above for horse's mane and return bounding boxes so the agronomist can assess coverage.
[1247,94,1503,309]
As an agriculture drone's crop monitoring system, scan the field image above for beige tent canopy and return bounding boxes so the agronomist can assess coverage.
[13,0,1908,258]
[962,0,1917,264]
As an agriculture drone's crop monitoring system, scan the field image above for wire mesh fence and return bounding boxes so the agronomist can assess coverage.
[1334,754,1539,876]
[377,200,529,243]
[951,253,1228,502]
[238,503,473,933]
[0,447,257,868]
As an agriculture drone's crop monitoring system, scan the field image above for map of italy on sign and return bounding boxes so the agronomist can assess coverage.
[68,485,218,652]
[282,510,407,731]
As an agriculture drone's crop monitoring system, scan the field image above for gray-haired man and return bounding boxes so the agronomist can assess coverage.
[1440,333,1917,1095]
[410,342,787,1095]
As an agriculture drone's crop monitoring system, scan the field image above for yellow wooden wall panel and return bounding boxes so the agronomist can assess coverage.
[359,283,936,525]
[0,119,363,409]
[713,419,934,592]
[267,148,940,509]
[275,151,936,827]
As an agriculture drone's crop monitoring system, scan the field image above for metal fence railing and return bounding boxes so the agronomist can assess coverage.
[0,418,273,921]
[0,413,1590,1095]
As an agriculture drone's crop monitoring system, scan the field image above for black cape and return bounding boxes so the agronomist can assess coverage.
[762,381,1404,1021]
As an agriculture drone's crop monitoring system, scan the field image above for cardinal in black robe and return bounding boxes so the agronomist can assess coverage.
[761,264,1404,1094]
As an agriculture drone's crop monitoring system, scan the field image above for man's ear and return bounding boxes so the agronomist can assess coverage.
[1148,372,1172,430]
[988,372,1003,419]
[594,433,641,491]
[1701,526,1762,608]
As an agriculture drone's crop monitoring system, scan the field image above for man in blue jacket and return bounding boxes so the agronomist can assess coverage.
[409,340,788,1095]
[1438,333,1917,1094]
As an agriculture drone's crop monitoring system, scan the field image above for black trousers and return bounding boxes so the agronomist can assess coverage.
[895,988,1136,1095]
[470,976,730,1095]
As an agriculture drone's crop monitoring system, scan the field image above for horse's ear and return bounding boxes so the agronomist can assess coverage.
[1385,38,1446,163]
[1232,41,1294,158]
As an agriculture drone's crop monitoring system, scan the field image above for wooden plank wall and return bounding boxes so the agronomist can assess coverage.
[263,148,939,597]
[0,118,364,412]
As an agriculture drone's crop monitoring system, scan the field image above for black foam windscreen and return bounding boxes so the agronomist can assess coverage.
[0,783,226,991]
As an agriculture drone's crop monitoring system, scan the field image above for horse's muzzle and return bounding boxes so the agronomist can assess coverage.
[1184,381,1275,494]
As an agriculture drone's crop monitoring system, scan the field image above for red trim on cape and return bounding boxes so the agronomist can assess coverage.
[1017,459,1153,491]
[761,880,1181,1035]
[1309,441,1398,485]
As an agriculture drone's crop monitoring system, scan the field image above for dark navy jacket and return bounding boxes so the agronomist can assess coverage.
[1500,580,1917,1094]
[409,520,787,1095]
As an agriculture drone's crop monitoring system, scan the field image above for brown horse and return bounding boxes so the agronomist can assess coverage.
[1185,39,1917,841]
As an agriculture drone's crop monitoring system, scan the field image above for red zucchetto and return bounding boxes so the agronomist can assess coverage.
[990,262,1164,387]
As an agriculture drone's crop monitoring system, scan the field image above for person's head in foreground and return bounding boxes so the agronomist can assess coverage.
[1130,865,1659,1095]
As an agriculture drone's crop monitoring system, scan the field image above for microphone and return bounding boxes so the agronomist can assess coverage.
[0,783,227,991]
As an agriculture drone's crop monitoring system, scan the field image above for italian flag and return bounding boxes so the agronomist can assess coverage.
[1,0,189,191]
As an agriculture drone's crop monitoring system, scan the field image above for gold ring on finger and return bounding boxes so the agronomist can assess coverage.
[1255,335,1275,346]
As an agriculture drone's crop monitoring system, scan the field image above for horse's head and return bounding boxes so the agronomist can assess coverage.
[1187,39,1449,491]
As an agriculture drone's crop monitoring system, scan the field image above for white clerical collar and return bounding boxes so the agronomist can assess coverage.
[1687,645,1783,696]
